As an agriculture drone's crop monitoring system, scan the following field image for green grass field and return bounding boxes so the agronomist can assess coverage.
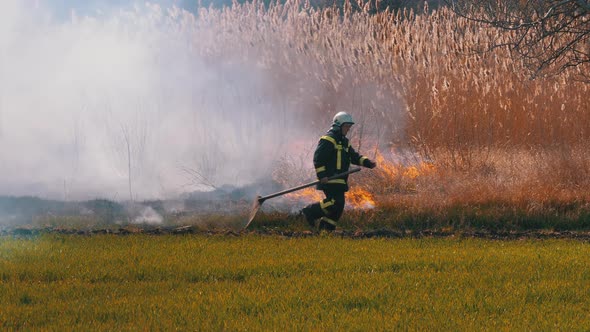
[1,234,589,330]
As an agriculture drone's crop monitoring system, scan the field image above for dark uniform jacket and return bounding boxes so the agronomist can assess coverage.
[314,125,372,191]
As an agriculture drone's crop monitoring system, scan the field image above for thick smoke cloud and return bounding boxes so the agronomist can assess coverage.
[0,0,310,201]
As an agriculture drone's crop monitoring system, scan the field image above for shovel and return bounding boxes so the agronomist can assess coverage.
[244,167,361,229]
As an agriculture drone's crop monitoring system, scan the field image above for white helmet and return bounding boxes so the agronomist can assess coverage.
[333,112,355,127]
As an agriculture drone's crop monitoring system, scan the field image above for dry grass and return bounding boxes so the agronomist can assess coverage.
[157,1,590,227]
[191,0,589,148]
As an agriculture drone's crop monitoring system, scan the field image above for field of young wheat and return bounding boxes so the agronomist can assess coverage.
[1,234,589,330]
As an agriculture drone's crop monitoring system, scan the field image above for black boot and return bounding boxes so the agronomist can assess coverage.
[301,206,316,229]
[318,218,336,231]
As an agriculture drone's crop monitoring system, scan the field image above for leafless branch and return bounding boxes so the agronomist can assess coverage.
[179,165,218,191]
[446,0,590,80]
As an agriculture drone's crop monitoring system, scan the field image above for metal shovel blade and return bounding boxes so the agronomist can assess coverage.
[244,196,263,229]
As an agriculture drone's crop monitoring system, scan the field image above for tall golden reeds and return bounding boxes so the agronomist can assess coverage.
[191,0,588,149]
[183,0,589,223]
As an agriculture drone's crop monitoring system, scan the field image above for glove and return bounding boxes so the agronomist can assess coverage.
[366,160,377,169]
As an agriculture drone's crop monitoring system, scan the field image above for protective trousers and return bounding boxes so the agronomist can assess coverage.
[304,188,345,231]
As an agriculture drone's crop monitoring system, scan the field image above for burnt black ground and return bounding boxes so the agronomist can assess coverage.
[3,225,590,241]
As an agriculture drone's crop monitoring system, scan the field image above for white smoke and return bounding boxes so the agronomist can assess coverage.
[132,206,163,225]
[0,0,308,201]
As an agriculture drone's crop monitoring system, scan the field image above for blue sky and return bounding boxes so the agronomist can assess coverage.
[38,0,263,20]
[39,0,197,18]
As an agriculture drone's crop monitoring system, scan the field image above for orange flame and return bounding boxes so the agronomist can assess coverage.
[285,187,376,209]
[374,150,436,180]
[280,149,437,211]
[375,152,398,178]
[285,187,324,203]
[346,187,376,209]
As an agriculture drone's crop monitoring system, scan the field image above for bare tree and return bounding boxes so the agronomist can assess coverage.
[120,124,134,202]
[446,0,590,80]
[102,102,149,203]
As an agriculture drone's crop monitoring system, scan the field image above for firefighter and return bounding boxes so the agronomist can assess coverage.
[301,112,377,231]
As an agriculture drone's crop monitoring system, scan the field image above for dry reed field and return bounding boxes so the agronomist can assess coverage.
[2,1,586,231]
[179,0,589,229]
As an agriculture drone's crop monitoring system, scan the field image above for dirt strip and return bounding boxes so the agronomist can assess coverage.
[2,226,590,240]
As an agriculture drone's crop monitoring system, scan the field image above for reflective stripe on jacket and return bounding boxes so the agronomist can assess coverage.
[313,126,370,191]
